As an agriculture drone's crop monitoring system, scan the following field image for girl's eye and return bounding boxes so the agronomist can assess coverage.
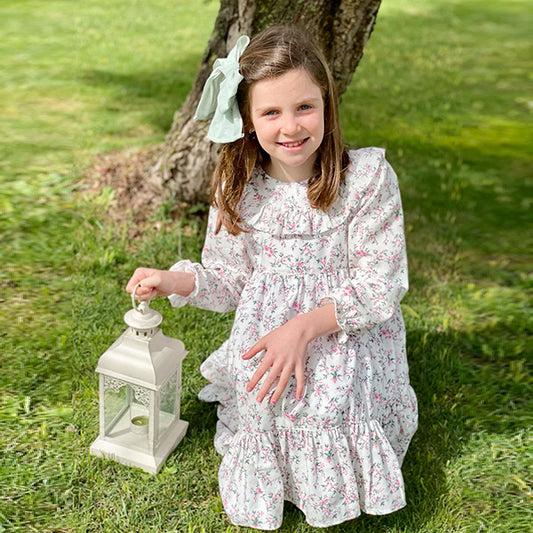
[264,109,278,116]
[299,104,312,111]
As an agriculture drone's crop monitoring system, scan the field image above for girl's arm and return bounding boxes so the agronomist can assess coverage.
[323,151,408,339]
[127,207,252,311]
[242,302,340,404]
[168,206,252,312]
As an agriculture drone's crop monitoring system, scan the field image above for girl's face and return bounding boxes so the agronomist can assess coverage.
[249,68,325,183]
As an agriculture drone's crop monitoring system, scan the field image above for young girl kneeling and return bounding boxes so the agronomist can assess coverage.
[127,25,418,530]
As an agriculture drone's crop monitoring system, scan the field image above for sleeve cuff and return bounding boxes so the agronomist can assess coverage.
[167,259,200,308]
[319,296,349,344]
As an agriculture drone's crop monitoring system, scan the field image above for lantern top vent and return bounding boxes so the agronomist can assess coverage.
[124,301,163,331]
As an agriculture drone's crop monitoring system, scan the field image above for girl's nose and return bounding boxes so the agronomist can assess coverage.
[280,114,300,135]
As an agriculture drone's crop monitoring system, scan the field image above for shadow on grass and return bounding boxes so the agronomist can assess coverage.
[79,65,197,133]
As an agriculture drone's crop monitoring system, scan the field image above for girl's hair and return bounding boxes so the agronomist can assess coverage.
[211,25,350,234]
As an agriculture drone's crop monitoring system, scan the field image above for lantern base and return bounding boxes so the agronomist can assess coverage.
[90,419,188,474]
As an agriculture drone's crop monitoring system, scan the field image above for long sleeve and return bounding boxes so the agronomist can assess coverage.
[168,206,252,312]
[321,152,408,340]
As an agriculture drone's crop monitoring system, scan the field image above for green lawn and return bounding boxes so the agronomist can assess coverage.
[1,0,531,531]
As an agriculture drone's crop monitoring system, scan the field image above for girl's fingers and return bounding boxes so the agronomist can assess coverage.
[250,360,294,404]
[126,270,170,300]
[125,268,154,292]
[243,329,309,403]
[242,339,266,360]
[246,357,270,392]
[270,370,292,404]
[134,286,156,301]
[255,368,281,403]
[294,362,305,400]
[138,275,160,291]
[128,282,155,301]
[125,277,141,292]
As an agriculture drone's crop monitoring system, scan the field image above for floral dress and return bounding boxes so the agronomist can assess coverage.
[169,147,418,530]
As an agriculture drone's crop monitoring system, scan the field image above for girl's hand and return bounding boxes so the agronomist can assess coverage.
[242,317,310,404]
[125,267,195,301]
[242,303,341,404]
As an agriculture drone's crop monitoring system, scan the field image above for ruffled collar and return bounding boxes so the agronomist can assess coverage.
[238,148,384,237]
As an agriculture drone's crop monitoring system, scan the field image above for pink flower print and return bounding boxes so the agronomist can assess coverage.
[335,462,345,475]
[264,244,274,257]
[314,382,326,396]
[250,512,261,528]
[330,365,341,383]
[319,497,331,514]
[342,486,356,506]
[292,301,303,313]
[258,470,271,484]
[284,412,296,423]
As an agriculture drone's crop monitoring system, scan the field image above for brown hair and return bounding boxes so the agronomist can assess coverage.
[211,25,350,234]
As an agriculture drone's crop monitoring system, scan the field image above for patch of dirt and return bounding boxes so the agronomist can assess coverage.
[81,145,175,228]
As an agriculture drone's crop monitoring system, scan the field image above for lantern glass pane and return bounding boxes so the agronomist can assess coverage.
[103,376,129,433]
[103,376,151,451]
[158,372,179,440]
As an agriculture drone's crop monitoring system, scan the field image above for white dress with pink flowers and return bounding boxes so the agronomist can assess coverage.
[169,147,418,530]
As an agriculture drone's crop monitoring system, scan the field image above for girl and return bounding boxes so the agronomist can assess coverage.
[126,25,418,530]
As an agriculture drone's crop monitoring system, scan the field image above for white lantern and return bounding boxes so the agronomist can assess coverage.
[90,286,188,474]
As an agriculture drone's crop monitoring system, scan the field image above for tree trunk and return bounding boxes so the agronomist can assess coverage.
[149,0,382,205]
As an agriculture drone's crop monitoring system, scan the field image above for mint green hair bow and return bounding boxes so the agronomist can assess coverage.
[194,35,250,143]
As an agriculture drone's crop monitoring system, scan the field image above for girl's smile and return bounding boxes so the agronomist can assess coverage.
[278,138,309,149]
[249,68,325,183]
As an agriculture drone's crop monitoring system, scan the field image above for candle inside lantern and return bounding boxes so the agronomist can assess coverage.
[130,415,149,434]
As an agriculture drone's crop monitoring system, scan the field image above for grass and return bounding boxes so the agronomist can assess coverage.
[1,0,531,531]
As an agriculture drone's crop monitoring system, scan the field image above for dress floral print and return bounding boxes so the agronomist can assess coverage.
[169,148,418,530]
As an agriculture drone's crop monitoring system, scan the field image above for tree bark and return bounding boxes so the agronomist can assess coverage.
[149,0,382,205]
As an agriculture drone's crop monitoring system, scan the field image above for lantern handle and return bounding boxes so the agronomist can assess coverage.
[131,282,150,314]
